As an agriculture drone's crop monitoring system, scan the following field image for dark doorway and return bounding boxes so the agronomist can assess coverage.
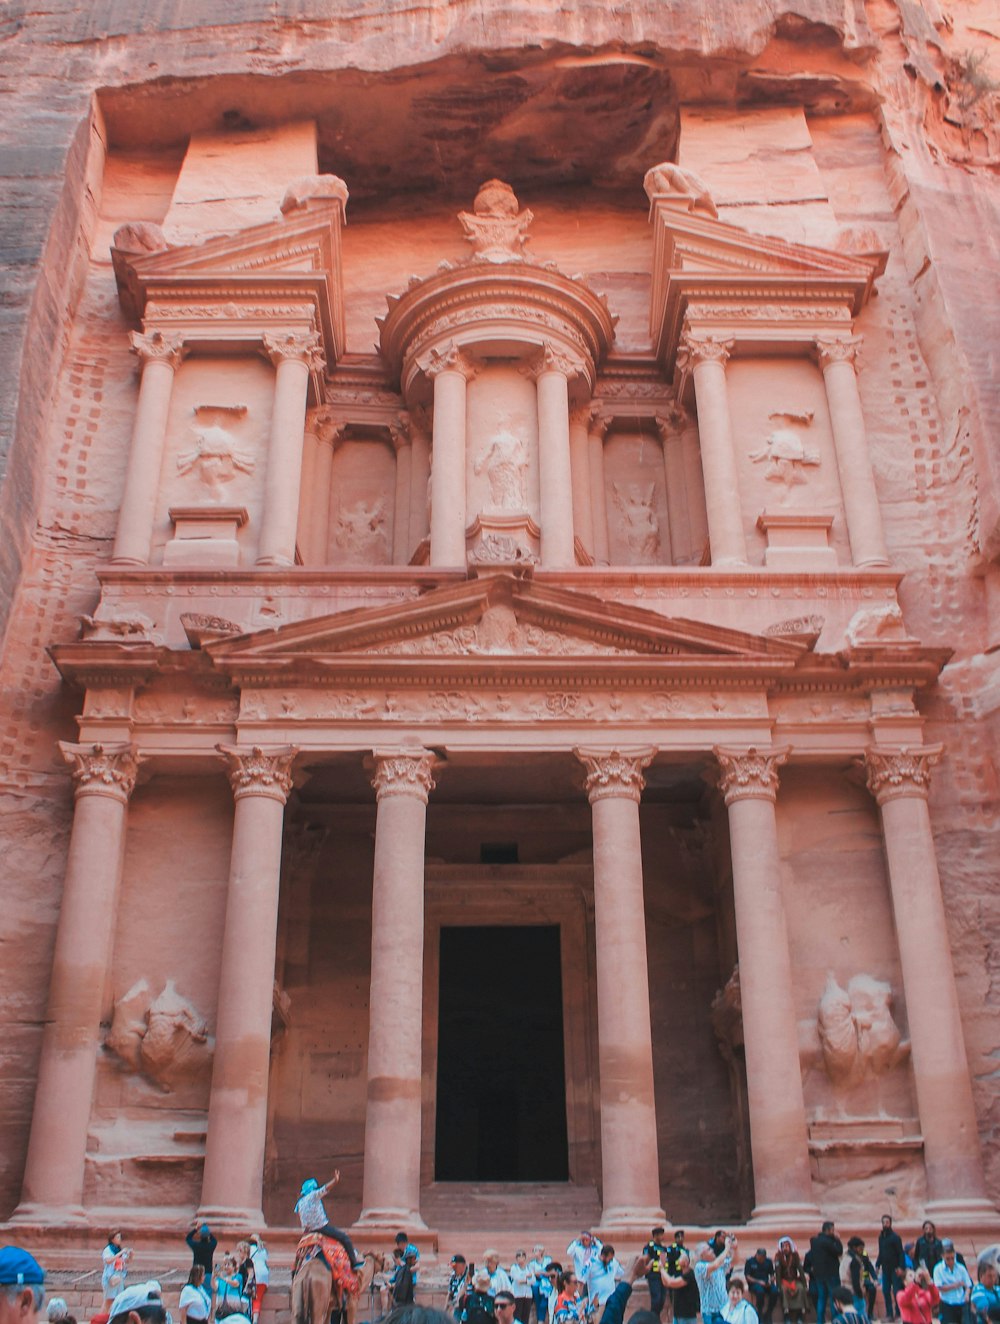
[435,925,569,1181]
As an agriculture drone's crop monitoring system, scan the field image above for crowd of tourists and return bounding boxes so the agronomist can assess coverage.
[442,1222,1000,1324]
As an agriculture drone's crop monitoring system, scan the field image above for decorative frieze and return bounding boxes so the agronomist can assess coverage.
[714,745,789,804]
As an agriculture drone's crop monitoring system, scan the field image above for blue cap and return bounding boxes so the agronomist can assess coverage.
[0,1246,45,1286]
[300,1179,319,1196]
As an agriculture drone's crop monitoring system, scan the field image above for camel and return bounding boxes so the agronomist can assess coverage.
[291,1237,362,1324]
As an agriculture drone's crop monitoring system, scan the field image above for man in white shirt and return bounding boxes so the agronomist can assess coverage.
[586,1246,625,1314]
[567,1235,603,1290]
[933,1242,973,1324]
[485,1251,513,1297]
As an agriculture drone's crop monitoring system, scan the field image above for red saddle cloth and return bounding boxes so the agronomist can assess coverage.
[294,1233,360,1297]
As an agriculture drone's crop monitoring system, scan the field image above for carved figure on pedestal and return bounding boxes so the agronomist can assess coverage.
[105,978,213,1092]
[612,481,661,561]
[458,179,534,262]
[333,497,388,561]
[474,429,528,511]
[816,973,908,1090]
[177,405,255,500]
[750,427,820,492]
[642,162,718,217]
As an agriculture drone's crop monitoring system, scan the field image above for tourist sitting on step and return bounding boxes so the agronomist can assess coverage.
[293,1171,365,1269]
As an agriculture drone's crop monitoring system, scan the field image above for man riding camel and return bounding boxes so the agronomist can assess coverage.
[293,1171,365,1270]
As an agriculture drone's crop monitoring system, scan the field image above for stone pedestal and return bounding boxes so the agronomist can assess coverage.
[164,505,248,567]
[756,511,837,569]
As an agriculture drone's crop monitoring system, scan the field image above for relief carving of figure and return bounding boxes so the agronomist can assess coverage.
[106,978,212,1093]
[177,406,255,499]
[334,497,388,559]
[749,427,820,490]
[816,972,908,1088]
[473,429,528,510]
[458,179,534,262]
[612,481,661,561]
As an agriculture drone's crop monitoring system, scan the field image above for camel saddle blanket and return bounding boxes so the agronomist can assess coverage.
[294,1234,360,1296]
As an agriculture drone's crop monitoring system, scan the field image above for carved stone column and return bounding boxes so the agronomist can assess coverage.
[569,405,595,555]
[679,333,747,566]
[715,746,819,1223]
[421,343,471,567]
[408,406,431,550]
[656,412,691,566]
[816,336,889,567]
[199,744,296,1226]
[357,749,437,1229]
[575,747,665,1230]
[390,418,413,564]
[864,746,994,1218]
[587,411,611,565]
[257,331,324,566]
[535,345,578,568]
[310,412,343,565]
[14,743,142,1221]
[112,331,187,565]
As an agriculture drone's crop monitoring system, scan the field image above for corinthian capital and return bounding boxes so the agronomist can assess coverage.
[575,747,655,804]
[60,741,143,803]
[370,748,437,804]
[816,335,863,372]
[715,746,789,805]
[262,330,325,371]
[416,341,475,381]
[217,744,297,802]
[308,406,348,448]
[533,343,585,381]
[130,329,187,370]
[678,333,734,370]
[863,744,942,805]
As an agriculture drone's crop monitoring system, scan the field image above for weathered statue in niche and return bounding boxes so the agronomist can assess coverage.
[612,481,661,562]
[474,428,528,511]
[333,497,388,561]
[176,405,255,500]
[105,978,212,1093]
[816,972,909,1088]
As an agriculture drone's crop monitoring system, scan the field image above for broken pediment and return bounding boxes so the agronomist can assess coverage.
[112,177,348,364]
[644,184,887,369]
[205,574,809,681]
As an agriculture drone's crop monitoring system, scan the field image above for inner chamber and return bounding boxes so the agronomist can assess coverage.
[266,752,751,1223]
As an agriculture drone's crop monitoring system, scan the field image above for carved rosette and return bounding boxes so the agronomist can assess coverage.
[60,741,143,803]
[415,340,476,382]
[130,329,187,371]
[217,744,297,802]
[575,746,655,804]
[678,333,734,370]
[816,335,863,372]
[371,748,437,804]
[262,329,325,372]
[863,745,942,805]
[715,745,789,805]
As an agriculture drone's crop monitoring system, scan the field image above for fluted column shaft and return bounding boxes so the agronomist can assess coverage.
[864,747,991,1212]
[15,744,142,1219]
[408,411,431,549]
[682,335,747,566]
[657,413,691,566]
[112,332,186,565]
[535,348,577,567]
[199,745,296,1225]
[257,332,323,566]
[310,417,340,565]
[715,746,818,1221]
[358,749,437,1228]
[569,406,595,555]
[392,425,413,564]
[817,337,889,567]
[588,413,610,565]
[576,747,665,1228]
[423,344,470,567]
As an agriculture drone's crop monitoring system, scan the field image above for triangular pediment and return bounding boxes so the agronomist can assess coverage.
[206,575,807,678]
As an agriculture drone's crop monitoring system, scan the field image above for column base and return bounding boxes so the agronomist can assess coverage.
[255,554,295,568]
[6,1201,89,1227]
[195,1204,266,1231]
[748,1201,822,1233]
[596,1206,667,1238]
[923,1197,1000,1236]
[354,1208,428,1232]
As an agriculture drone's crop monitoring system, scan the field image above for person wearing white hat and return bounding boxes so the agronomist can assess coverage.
[108,1283,168,1324]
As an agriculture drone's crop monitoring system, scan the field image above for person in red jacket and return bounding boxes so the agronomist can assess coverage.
[897,1268,940,1324]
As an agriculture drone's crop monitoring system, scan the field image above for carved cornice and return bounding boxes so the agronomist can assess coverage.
[371,747,437,803]
[130,329,187,370]
[60,741,143,803]
[575,746,655,803]
[217,743,297,802]
[263,330,325,371]
[715,745,789,804]
[863,744,942,805]
[816,335,863,372]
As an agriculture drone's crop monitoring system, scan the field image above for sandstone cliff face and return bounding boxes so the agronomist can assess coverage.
[1,0,1000,1223]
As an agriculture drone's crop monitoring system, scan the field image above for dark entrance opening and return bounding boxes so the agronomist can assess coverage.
[435,925,569,1181]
